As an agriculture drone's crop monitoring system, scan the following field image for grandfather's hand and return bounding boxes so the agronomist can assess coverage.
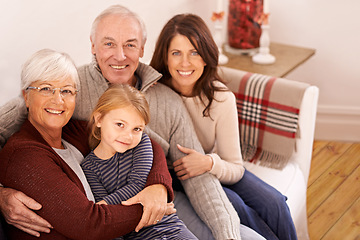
[121,184,175,232]
[0,187,53,237]
[173,144,213,180]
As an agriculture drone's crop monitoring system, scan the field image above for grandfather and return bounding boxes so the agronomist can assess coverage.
[0,5,264,240]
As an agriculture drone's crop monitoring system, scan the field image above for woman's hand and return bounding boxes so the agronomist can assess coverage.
[121,184,175,232]
[0,187,53,237]
[173,144,213,180]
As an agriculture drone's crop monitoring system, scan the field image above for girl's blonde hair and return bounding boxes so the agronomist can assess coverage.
[88,84,150,150]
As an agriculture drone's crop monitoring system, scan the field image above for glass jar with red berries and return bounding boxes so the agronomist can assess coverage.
[228,0,263,50]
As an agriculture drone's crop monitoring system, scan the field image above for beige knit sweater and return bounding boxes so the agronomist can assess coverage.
[181,82,245,185]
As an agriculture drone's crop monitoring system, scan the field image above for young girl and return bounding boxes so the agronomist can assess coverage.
[150,14,298,240]
[81,84,197,240]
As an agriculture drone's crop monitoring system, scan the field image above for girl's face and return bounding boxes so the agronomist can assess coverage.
[167,34,206,97]
[94,105,145,159]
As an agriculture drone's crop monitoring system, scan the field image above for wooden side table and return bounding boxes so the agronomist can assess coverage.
[222,42,316,78]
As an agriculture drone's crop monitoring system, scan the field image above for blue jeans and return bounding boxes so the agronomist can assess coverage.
[223,169,298,240]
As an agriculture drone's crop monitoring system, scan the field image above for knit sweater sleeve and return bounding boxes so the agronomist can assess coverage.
[0,96,27,149]
[146,138,174,202]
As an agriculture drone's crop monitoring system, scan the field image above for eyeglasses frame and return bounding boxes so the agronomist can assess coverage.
[26,86,79,98]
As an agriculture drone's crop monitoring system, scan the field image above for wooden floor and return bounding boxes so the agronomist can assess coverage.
[307,141,360,240]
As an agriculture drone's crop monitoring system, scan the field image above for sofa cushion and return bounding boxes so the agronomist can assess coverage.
[244,161,308,238]
[244,161,306,219]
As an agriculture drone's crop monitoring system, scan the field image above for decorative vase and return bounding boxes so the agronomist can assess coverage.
[227,0,263,52]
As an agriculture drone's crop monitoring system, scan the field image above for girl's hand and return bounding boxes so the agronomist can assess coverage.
[96,200,108,205]
[173,144,213,180]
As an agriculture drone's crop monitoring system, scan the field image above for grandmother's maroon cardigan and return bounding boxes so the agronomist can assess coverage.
[0,119,173,240]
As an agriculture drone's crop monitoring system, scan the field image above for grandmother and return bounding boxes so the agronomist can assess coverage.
[0,49,175,239]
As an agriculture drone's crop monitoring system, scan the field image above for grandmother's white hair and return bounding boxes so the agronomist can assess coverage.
[90,5,147,46]
[21,49,79,90]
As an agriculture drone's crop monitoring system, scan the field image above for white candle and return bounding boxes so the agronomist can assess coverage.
[263,0,269,13]
[217,0,223,12]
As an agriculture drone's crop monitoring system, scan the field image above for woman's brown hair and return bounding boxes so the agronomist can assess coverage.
[150,13,227,118]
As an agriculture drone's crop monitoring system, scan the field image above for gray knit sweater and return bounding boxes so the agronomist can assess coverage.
[0,60,240,240]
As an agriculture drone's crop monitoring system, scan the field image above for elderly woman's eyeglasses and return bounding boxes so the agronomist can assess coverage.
[26,86,79,98]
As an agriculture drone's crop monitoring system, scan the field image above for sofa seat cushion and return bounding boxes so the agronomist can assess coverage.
[244,161,307,219]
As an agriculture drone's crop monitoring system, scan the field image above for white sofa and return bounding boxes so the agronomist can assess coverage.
[219,66,319,240]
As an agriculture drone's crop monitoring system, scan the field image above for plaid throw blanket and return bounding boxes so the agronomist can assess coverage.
[233,72,308,169]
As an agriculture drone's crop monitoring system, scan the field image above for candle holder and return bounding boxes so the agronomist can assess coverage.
[252,23,276,64]
[212,10,229,65]
[214,20,229,65]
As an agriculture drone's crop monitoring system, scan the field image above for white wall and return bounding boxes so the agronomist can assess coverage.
[1,0,359,142]
[0,0,212,103]
[268,0,360,142]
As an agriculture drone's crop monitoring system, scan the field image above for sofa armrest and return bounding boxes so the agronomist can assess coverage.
[290,85,319,182]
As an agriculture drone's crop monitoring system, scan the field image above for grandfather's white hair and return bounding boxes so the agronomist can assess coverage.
[21,49,79,90]
[90,5,147,46]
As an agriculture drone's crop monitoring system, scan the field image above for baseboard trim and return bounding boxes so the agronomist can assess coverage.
[315,105,360,142]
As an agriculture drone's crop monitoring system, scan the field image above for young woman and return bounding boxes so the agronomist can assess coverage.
[150,13,298,240]
[81,84,197,240]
